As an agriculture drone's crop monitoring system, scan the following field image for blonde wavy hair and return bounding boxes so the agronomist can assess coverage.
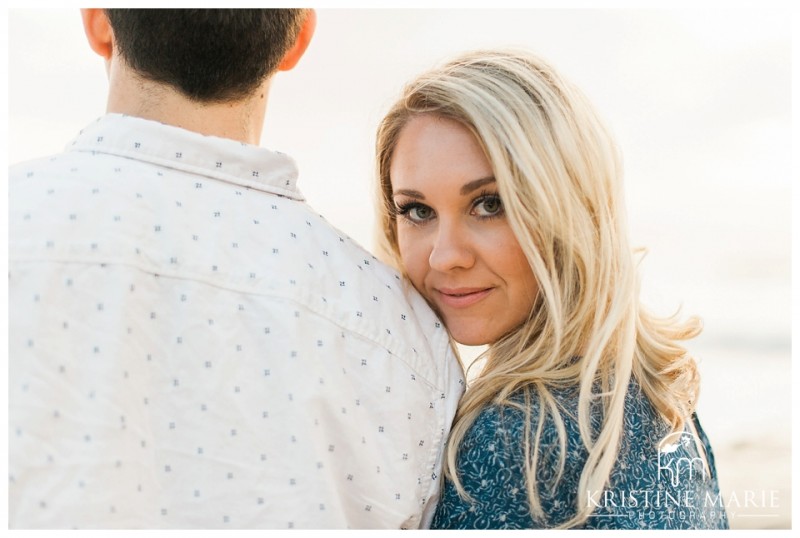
[375,49,703,528]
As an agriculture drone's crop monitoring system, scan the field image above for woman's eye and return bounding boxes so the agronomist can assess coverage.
[396,202,435,223]
[409,205,433,220]
[474,195,503,217]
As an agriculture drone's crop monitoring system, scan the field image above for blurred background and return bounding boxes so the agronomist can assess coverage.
[7,8,792,529]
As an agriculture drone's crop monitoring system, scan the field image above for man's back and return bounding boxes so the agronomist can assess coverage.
[8,114,464,528]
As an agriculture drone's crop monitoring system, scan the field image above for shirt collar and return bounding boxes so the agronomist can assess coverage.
[67,113,304,201]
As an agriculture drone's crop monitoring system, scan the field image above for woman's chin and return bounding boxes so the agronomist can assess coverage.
[450,329,492,347]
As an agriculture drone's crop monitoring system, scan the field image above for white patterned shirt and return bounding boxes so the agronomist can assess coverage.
[8,114,465,529]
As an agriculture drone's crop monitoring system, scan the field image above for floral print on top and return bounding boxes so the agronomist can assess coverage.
[431,380,729,529]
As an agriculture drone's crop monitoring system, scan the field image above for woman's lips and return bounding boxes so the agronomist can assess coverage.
[435,287,493,308]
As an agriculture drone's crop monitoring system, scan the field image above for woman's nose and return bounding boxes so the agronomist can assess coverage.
[428,220,475,272]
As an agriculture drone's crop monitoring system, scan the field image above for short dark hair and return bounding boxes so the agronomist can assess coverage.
[104,9,307,103]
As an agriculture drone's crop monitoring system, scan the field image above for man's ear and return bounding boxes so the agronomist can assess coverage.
[81,8,114,60]
[277,9,317,72]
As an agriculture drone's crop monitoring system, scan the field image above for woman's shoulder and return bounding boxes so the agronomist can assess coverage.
[459,382,728,529]
[470,392,587,479]
[462,387,581,454]
[457,397,529,470]
[434,393,558,529]
[461,381,692,461]
[439,387,591,528]
[596,383,729,529]
[436,380,728,530]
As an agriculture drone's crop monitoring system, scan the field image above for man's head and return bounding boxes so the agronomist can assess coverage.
[89,9,312,103]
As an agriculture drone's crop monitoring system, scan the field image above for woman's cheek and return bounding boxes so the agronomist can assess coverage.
[398,230,430,293]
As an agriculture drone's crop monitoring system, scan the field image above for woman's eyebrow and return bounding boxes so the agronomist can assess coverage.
[393,177,495,200]
[460,176,496,195]
[392,189,425,199]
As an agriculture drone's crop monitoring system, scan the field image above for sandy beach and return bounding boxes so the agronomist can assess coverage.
[694,345,791,529]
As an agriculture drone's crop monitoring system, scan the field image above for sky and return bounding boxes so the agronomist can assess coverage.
[8,7,791,339]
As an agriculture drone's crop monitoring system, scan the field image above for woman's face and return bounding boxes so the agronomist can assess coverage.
[389,115,539,346]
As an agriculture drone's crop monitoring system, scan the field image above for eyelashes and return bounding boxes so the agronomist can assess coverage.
[394,201,432,223]
[394,190,504,225]
[473,192,504,218]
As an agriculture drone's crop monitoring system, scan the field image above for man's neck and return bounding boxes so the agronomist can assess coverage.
[106,67,271,146]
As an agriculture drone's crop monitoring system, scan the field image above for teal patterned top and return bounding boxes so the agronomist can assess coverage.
[431,381,729,529]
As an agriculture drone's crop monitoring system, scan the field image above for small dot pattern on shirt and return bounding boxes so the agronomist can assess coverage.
[8,114,465,529]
